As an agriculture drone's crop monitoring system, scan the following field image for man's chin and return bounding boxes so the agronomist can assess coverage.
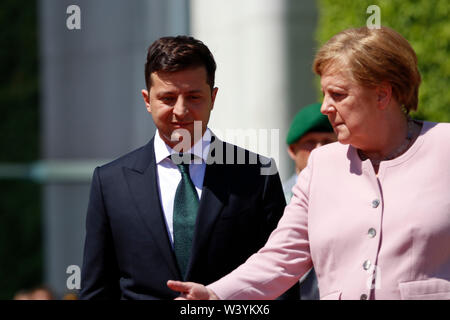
[168,130,195,151]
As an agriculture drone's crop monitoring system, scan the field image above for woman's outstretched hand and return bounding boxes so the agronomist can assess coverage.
[167,280,220,300]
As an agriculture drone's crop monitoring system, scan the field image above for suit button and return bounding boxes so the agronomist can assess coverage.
[368,228,376,238]
[363,260,371,270]
[372,199,380,208]
[360,294,368,300]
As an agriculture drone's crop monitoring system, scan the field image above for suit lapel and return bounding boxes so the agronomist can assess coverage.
[123,139,181,280]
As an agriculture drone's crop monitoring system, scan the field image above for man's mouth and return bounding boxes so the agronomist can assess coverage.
[172,122,193,127]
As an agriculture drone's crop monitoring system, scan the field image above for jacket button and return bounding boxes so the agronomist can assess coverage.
[368,228,376,238]
[363,260,371,270]
[372,199,380,208]
[360,294,368,300]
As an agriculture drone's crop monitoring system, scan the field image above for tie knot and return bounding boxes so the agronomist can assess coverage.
[170,153,193,174]
[177,163,190,174]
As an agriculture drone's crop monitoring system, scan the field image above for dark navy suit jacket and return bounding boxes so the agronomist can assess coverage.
[80,135,298,299]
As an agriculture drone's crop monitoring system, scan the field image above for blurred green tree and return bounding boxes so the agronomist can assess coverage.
[0,0,42,299]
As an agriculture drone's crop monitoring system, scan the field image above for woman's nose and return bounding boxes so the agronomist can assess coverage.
[320,96,335,115]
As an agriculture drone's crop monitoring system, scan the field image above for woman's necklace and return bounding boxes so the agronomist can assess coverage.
[358,117,415,166]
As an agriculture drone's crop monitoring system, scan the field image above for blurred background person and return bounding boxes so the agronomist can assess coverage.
[13,285,54,300]
[283,103,336,202]
[28,285,54,300]
[62,292,78,300]
[13,290,31,300]
[283,102,336,300]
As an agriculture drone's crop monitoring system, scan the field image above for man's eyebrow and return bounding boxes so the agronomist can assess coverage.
[156,90,177,96]
[156,89,203,96]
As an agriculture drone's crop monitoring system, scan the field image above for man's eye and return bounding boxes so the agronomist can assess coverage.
[161,97,175,102]
[189,95,200,100]
[300,141,317,151]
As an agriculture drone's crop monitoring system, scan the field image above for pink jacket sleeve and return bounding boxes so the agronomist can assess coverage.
[207,151,316,299]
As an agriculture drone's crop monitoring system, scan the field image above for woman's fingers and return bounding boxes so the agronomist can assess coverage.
[167,280,192,293]
[167,280,213,300]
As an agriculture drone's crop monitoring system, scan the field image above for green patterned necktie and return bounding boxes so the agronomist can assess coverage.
[171,154,199,278]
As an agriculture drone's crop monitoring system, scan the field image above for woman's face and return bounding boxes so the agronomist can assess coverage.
[320,70,379,148]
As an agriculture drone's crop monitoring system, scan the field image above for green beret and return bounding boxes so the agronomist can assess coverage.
[286,103,333,145]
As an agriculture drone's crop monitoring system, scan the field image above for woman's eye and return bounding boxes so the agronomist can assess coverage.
[332,92,345,100]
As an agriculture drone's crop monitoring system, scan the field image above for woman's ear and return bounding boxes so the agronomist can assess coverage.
[376,82,392,110]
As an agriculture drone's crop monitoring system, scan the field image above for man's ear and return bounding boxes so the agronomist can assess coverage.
[141,89,151,113]
[376,82,392,110]
[287,145,296,161]
[210,87,218,110]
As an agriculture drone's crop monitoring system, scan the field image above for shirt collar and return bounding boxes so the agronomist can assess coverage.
[154,128,212,164]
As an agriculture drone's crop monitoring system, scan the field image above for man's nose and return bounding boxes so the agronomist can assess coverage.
[173,96,188,117]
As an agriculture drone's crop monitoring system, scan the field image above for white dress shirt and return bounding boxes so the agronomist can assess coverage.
[153,129,212,245]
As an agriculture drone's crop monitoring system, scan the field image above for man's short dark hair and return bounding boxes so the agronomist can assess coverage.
[145,36,217,91]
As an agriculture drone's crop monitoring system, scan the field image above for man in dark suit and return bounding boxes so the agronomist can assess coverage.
[79,36,297,299]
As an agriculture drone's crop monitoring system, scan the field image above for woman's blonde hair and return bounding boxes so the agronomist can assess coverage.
[313,26,421,112]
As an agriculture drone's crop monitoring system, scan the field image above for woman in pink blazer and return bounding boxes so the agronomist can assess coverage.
[167,26,450,300]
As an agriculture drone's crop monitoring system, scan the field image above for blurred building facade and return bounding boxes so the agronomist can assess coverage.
[39,0,317,296]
